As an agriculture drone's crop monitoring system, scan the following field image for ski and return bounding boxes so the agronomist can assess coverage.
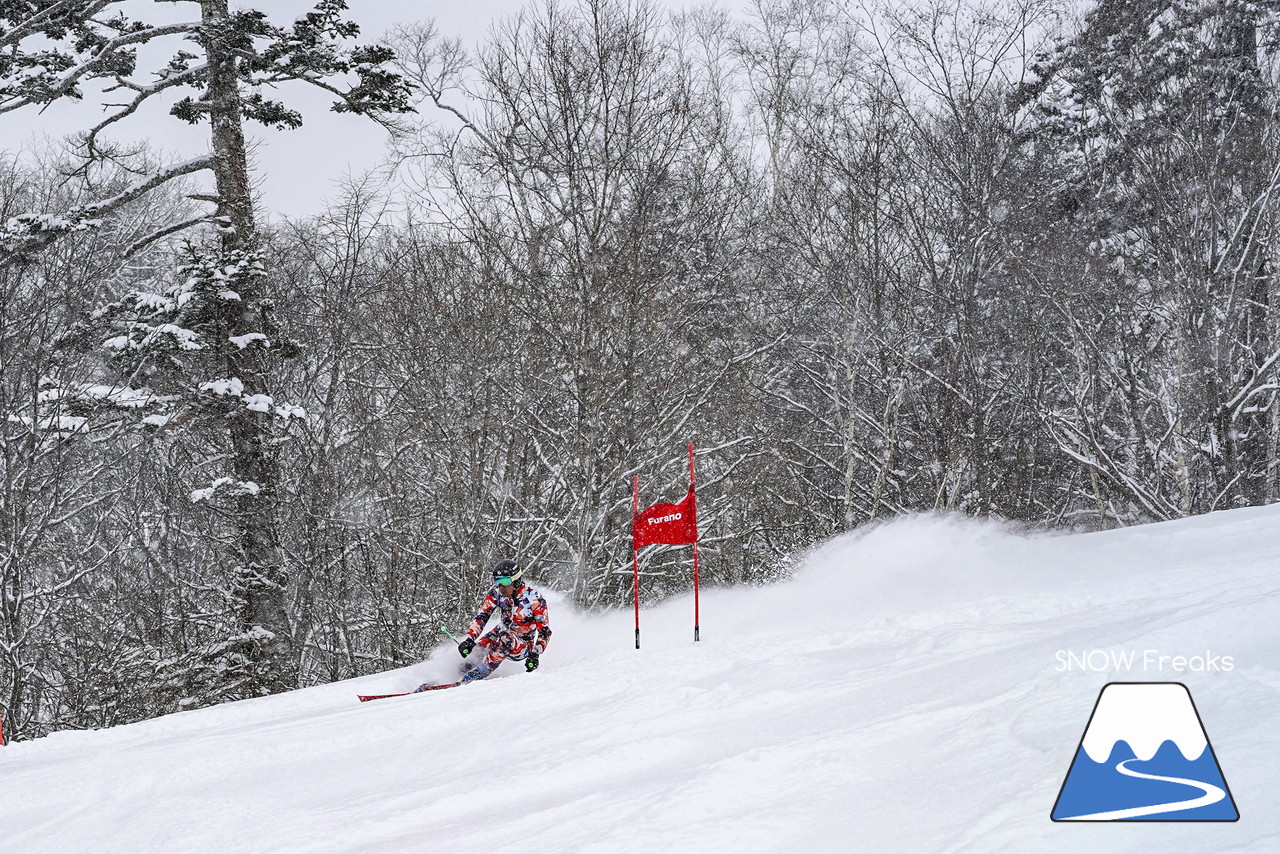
[357,692,410,702]
[357,682,463,702]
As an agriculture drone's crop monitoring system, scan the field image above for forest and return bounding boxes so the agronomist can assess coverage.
[3,0,1278,739]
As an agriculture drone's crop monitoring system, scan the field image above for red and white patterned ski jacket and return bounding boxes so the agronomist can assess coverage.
[465,582,552,653]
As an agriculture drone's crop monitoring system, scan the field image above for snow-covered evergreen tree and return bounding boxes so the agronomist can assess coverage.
[1020,0,1280,518]
[7,0,411,704]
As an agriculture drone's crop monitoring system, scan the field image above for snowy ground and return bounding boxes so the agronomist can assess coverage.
[4,509,1279,853]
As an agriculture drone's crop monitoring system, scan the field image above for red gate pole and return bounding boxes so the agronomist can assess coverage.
[690,442,700,642]
[633,474,641,650]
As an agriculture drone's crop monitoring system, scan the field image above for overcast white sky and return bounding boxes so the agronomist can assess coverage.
[1,0,749,219]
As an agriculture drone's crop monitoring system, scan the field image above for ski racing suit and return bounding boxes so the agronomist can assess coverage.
[462,581,551,681]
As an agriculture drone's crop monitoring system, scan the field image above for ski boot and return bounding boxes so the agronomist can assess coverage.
[460,663,492,683]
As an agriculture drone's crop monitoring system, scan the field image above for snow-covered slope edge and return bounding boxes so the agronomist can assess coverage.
[3,508,1279,854]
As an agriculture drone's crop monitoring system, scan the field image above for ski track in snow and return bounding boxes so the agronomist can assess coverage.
[2,508,1278,852]
[1057,758,1225,821]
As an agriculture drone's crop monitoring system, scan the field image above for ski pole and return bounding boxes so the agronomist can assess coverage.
[440,626,462,645]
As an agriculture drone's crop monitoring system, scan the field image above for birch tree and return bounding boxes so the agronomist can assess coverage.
[397,0,763,603]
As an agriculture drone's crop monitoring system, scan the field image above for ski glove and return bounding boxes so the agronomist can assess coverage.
[525,651,540,672]
[458,638,475,657]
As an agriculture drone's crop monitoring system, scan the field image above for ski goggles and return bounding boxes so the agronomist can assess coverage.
[496,573,522,586]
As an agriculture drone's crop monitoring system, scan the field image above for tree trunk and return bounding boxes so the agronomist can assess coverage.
[203,0,294,693]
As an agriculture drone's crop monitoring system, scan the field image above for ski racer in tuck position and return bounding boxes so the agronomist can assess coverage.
[423,559,551,689]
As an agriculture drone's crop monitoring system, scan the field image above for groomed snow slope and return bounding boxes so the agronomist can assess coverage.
[4,509,1280,853]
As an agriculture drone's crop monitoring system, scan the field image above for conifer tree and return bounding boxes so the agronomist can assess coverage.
[1020,0,1280,517]
[9,0,412,698]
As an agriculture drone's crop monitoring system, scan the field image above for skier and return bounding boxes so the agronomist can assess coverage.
[425,559,552,688]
